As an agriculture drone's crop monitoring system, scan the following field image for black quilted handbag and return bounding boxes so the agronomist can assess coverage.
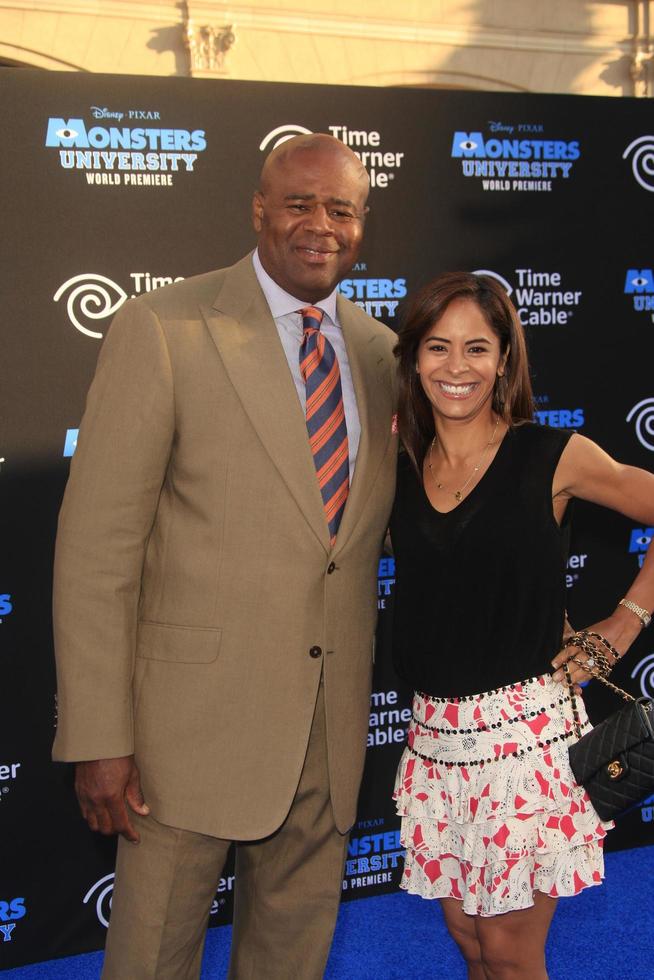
[566,672,654,821]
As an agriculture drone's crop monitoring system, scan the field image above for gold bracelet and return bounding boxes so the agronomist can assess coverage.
[618,598,652,629]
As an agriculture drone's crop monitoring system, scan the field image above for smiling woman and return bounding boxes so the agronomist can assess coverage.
[388,270,654,980]
[417,299,505,425]
[395,272,532,480]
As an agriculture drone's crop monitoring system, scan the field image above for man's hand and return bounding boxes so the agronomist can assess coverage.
[75,755,150,843]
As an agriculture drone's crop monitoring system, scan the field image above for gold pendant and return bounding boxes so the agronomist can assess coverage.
[455,490,462,501]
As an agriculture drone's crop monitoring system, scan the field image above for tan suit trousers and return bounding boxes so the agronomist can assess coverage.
[102,683,348,979]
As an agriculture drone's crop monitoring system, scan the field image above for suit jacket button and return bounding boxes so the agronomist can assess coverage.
[309,646,322,659]
[327,562,336,574]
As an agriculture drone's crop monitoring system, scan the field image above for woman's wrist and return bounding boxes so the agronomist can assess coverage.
[610,604,645,650]
[618,597,651,629]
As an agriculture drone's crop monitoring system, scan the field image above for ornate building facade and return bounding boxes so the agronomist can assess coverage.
[0,1,651,95]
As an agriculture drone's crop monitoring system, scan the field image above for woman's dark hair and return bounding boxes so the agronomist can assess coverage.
[394,271,534,475]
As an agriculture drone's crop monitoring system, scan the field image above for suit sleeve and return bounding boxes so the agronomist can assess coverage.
[52,297,175,761]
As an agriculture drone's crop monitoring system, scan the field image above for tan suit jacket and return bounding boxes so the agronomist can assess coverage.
[52,255,398,839]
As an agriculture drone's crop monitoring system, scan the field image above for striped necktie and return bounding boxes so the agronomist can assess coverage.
[299,307,349,545]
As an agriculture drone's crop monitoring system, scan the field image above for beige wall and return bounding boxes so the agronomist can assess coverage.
[0,1,652,96]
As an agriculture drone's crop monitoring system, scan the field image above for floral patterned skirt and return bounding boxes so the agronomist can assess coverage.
[393,673,613,916]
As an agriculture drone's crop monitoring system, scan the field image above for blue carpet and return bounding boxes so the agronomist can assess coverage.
[3,846,653,978]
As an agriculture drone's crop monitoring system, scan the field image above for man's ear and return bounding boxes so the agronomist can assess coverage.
[252,191,264,233]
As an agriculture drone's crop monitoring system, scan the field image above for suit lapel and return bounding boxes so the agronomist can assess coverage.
[200,256,331,550]
[333,296,394,554]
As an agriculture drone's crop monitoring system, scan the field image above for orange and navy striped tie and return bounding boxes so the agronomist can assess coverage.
[299,307,349,545]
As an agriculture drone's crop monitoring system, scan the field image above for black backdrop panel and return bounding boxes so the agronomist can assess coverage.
[1,71,653,967]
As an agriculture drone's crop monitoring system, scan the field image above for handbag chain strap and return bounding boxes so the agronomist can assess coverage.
[561,630,636,742]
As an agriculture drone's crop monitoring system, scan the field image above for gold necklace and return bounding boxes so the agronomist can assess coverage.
[428,416,500,502]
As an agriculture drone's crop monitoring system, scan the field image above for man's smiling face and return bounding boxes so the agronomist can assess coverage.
[252,142,368,304]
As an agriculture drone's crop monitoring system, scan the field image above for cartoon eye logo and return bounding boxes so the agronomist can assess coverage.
[623,136,654,192]
[631,653,654,698]
[630,276,650,289]
[457,138,478,152]
[55,127,79,140]
[53,274,127,339]
[259,125,312,152]
[82,872,114,928]
[472,269,513,297]
[626,397,654,452]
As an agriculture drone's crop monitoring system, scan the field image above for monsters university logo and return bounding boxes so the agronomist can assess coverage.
[628,526,652,568]
[0,898,26,942]
[0,594,12,623]
[625,268,654,321]
[451,130,580,192]
[339,275,407,321]
[45,115,207,186]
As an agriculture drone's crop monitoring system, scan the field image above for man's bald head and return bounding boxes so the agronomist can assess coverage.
[252,132,370,304]
[258,133,369,200]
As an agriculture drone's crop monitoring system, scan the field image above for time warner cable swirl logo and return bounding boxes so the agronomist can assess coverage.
[54,271,185,338]
[83,873,115,928]
[53,274,127,339]
[623,136,654,192]
[626,398,654,451]
[83,871,234,927]
[631,653,654,699]
[259,124,312,150]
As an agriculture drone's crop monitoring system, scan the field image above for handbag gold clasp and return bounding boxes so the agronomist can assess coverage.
[607,760,623,780]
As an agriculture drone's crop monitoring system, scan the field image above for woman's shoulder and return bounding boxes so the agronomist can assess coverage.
[510,420,574,450]
[508,421,576,478]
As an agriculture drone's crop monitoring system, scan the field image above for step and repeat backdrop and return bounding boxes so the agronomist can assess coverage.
[1,70,653,968]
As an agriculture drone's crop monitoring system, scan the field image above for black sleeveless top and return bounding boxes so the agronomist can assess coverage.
[389,423,573,697]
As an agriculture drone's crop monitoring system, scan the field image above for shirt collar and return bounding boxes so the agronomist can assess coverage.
[252,249,339,326]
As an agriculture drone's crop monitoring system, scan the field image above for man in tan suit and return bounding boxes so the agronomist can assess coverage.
[53,134,397,978]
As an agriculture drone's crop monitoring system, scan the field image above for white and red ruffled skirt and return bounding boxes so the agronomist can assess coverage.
[393,673,613,916]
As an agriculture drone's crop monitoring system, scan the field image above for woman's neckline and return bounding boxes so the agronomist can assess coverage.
[420,424,512,515]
